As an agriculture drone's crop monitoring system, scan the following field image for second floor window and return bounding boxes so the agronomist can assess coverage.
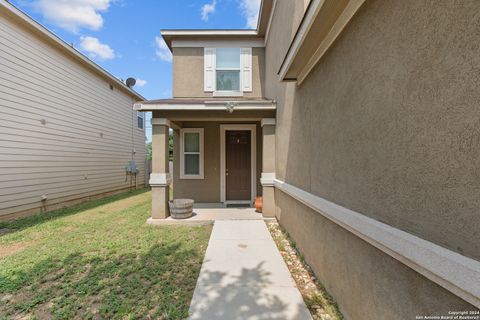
[216,48,240,91]
[204,47,252,93]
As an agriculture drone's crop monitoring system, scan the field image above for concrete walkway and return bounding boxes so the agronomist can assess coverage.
[189,220,312,320]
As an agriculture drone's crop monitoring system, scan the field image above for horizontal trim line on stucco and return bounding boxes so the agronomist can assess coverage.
[151,118,171,127]
[135,103,276,112]
[261,118,276,127]
[273,179,480,308]
[149,173,171,187]
[261,172,275,186]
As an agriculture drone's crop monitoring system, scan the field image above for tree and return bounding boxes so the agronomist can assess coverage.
[145,142,152,160]
[169,131,174,161]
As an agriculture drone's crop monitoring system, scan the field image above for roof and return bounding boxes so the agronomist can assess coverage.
[161,30,258,36]
[161,29,262,50]
[160,0,274,50]
[0,0,145,101]
[278,0,366,84]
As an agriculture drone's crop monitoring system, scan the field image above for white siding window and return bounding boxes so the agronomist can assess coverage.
[180,128,204,179]
[137,111,144,129]
[204,47,252,94]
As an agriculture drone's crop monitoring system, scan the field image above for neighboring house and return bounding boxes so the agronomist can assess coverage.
[0,1,146,220]
[137,0,480,318]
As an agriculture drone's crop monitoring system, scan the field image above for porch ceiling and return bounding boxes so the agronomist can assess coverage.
[135,98,276,121]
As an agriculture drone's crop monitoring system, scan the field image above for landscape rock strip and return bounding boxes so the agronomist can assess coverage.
[189,220,312,320]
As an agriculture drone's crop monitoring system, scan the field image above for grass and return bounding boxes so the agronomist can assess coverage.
[267,221,343,320]
[0,189,212,320]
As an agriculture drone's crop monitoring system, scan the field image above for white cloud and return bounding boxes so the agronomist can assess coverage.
[79,36,115,60]
[239,0,261,29]
[201,0,216,21]
[32,0,112,33]
[155,36,172,62]
[136,79,147,87]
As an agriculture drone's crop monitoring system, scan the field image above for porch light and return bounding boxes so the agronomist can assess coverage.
[226,101,237,113]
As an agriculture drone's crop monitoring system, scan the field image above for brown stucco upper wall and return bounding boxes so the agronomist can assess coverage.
[172,47,265,98]
[267,0,480,260]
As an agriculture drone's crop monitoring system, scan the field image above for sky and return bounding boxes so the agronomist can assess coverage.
[10,0,261,141]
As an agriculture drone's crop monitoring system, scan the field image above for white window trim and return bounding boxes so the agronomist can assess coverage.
[213,91,243,97]
[204,47,251,95]
[180,128,204,179]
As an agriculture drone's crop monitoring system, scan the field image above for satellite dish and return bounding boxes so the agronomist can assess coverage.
[126,77,136,88]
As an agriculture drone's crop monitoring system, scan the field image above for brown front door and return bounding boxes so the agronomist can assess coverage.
[226,130,251,201]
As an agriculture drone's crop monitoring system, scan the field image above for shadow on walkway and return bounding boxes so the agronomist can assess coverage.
[190,261,310,320]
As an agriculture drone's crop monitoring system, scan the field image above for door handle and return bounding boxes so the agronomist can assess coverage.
[226,168,229,176]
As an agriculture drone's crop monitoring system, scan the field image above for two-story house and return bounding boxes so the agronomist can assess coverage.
[136,26,277,217]
[135,0,480,318]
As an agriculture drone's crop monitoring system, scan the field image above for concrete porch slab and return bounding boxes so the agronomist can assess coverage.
[147,207,263,226]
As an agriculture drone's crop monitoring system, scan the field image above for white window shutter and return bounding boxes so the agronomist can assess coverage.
[240,48,252,92]
[204,48,215,92]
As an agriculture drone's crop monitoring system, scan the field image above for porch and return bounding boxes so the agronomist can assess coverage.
[134,98,277,222]
[146,206,263,226]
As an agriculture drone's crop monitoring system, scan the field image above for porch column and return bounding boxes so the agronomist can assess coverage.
[149,118,171,221]
[261,118,276,217]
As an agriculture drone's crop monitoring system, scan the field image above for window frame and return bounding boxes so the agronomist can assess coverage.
[180,128,204,179]
[215,48,241,93]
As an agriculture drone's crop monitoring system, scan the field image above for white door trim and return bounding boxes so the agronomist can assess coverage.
[220,124,257,204]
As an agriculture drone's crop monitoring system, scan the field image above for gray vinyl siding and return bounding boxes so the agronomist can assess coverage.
[0,14,145,218]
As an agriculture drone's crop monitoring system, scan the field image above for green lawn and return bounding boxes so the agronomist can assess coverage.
[0,190,212,320]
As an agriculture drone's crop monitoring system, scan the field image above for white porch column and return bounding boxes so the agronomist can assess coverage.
[261,118,276,217]
[148,118,171,221]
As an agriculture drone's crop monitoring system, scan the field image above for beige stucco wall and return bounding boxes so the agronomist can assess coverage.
[262,124,276,173]
[172,121,262,203]
[173,47,265,98]
[0,12,145,220]
[265,0,480,317]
